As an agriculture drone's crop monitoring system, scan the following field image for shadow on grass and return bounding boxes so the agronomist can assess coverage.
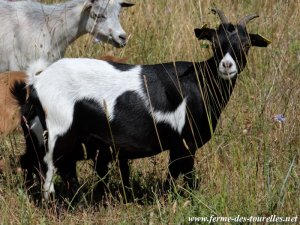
[21,171,196,214]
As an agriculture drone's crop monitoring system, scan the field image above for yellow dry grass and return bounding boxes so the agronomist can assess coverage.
[0,0,299,224]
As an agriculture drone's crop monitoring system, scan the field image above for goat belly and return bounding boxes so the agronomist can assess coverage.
[106,91,164,155]
[71,94,186,159]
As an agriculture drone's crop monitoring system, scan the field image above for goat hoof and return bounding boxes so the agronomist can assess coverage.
[185,177,199,190]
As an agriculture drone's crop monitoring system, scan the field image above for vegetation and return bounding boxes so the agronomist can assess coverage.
[0,0,299,224]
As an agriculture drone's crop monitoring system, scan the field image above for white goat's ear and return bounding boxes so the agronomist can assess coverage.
[120,2,135,7]
[83,0,97,11]
[249,34,271,47]
[194,24,215,41]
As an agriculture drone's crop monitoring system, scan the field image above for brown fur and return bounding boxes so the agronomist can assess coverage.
[0,159,4,174]
[0,71,27,136]
[98,55,128,63]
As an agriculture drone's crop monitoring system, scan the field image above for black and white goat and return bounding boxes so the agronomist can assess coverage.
[16,8,270,199]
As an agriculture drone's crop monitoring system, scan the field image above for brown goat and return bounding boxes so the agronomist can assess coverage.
[0,71,27,136]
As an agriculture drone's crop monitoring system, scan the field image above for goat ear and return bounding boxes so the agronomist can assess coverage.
[249,34,271,47]
[194,25,215,41]
[120,2,135,7]
[83,0,97,11]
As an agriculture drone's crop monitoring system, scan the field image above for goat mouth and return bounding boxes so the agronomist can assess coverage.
[218,71,237,79]
[93,36,126,48]
[111,39,126,48]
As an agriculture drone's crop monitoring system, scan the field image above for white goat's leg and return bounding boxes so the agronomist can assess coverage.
[43,133,57,199]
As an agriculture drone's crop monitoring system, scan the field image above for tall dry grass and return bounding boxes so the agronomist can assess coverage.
[0,0,299,224]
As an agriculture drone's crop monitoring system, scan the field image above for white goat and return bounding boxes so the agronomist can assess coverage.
[0,0,134,71]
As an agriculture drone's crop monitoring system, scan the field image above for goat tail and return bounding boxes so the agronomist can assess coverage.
[26,58,50,85]
[10,80,28,106]
[10,78,47,130]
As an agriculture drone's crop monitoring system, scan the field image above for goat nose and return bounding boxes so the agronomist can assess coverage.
[119,34,127,42]
[223,61,233,69]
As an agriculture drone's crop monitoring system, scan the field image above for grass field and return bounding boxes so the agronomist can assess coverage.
[0,0,299,224]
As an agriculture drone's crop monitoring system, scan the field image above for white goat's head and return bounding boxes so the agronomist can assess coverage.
[84,0,134,48]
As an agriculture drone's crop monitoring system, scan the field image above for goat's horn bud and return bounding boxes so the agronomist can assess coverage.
[211,7,229,24]
[239,14,259,27]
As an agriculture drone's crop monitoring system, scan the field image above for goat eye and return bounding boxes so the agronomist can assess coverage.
[98,14,107,19]
[243,43,250,49]
[91,13,106,20]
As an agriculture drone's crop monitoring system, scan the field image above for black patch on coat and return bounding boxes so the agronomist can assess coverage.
[140,62,193,112]
[106,61,136,71]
